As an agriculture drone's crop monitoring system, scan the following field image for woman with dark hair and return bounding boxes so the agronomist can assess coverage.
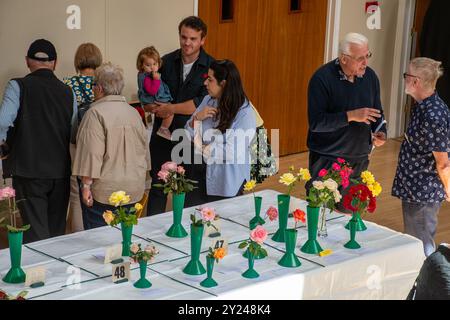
[184,60,256,206]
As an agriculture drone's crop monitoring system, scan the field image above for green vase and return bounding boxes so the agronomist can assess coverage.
[344,212,367,231]
[166,193,188,238]
[301,206,324,254]
[249,196,265,230]
[183,224,206,275]
[344,217,361,249]
[242,250,260,279]
[2,231,26,284]
[133,260,152,289]
[242,247,265,260]
[121,223,133,257]
[200,256,218,288]
[278,229,301,268]
[272,194,290,243]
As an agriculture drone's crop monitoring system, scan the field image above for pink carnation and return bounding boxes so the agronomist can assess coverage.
[200,207,216,222]
[157,170,170,182]
[162,161,178,172]
[337,158,346,164]
[177,166,186,175]
[250,225,268,245]
[332,163,341,171]
[318,169,328,177]
[266,206,278,221]
[0,187,16,199]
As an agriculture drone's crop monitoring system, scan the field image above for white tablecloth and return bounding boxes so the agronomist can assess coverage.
[0,190,425,300]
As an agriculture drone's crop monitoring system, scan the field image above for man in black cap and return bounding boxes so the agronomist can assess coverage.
[0,39,76,243]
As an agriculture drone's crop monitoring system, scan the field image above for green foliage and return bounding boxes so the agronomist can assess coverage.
[108,206,138,228]
[239,239,268,258]
[154,170,197,195]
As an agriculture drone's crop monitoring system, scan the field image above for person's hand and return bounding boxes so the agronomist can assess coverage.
[143,103,158,113]
[194,107,217,121]
[81,187,93,207]
[347,108,381,124]
[372,132,387,147]
[152,71,161,80]
[155,102,175,119]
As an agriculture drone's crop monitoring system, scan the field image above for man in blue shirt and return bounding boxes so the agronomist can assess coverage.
[392,57,450,257]
[307,33,387,197]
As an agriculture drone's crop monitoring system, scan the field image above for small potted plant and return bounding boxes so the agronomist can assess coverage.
[130,243,159,289]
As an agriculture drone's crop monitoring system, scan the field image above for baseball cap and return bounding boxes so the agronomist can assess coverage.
[27,39,57,61]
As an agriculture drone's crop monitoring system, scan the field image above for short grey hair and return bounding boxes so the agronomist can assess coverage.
[339,33,369,55]
[95,62,124,95]
[410,57,444,90]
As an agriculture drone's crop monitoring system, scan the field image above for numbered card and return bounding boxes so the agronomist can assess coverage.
[112,262,130,284]
[205,219,221,238]
[25,266,46,287]
[211,237,229,255]
[105,244,122,264]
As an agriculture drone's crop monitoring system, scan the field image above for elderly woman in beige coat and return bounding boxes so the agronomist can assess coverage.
[72,62,150,230]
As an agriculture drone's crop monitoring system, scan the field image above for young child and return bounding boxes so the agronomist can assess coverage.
[136,46,173,140]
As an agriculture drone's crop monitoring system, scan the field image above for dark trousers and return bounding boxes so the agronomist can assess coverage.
[306,151,369,211]
[80,197,135,230]
[147,134,175,216]
[12,176,70,244]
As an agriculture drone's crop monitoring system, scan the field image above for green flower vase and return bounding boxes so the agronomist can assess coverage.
[249,196,265,230]
[272,194,290,243]
[183,224,206,275]
[2,231,26,284]
[121,222,133,257]
[345,211,367,232]
[301,206,324,254]
[200,256,218,288]
[242,247,265,260]
[242,250,260,279]
[278,229,301,268]
[344,216,361,249]
[134,260,152,289]
[166,193,188,238]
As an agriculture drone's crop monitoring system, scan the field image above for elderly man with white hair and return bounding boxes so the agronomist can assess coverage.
[72,62,151,230]
[392,57,450,257]
[306,33,387,201]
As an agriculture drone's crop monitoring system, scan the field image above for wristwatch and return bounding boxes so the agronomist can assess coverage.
[81,183,92,189]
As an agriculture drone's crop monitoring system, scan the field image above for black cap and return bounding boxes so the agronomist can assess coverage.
[27,39,57,62]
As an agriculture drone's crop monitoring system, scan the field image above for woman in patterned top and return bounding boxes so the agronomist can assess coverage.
[392,57,450,257]
[64,43,103,233]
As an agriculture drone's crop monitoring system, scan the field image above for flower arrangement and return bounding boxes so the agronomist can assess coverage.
[130,243,159,264]
[102,191,139,228]
[342,184,376,214]
[318,158,353,189]
[279,166,311,195]
[207,246,227,263]
[307,178,342,209]
[154,161,197,195]
[0,187,29,233]
[191,207,218,230]
[238,225,269,258]
[0,290,27,300]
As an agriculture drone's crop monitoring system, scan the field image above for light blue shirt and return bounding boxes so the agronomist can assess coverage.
[185,95,256,197]
[0,79,78,142]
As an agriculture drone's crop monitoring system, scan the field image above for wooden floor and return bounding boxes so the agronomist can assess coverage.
[1,139,449,249]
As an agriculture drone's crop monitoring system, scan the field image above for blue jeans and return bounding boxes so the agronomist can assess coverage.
[402,200,441,257]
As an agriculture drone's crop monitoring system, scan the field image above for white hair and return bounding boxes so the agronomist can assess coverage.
[95,62,124,96]
[339,33,369,55]
[410,57,444,90]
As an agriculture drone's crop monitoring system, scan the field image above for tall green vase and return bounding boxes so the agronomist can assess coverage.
[134,260,152,289]
[242,250,260,279]
[301,206,324,254]
[121,223,133,257]
[278,229,301,268]
[166,193,188,238]
[200,256,218,288]
[249,196,265,230]
[272,194,290,243]
[345,212,367,232]
[344,215,362,249]
[183,224,206,275]
[2,231,26,284]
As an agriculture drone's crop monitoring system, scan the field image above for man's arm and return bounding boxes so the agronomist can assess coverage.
[0,80,20,142]
[433,151,450,201]
[155,100,196,118]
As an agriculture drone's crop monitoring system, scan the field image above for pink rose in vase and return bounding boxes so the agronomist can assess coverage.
[250,225,268,245]
[266,206,279,221]
[157,170,170,182]
[162,161,178,172]
[177,166,186,175]
[200,207,216,222]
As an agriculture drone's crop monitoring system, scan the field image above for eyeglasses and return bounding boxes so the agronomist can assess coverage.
[343,52,373,63]
[403,73,420,80]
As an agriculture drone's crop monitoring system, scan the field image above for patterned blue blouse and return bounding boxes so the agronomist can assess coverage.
[63,75,94,106]
[392,93,450,203]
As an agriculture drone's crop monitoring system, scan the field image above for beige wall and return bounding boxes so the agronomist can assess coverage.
[0,0,195,101]
[338,0,402,137]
